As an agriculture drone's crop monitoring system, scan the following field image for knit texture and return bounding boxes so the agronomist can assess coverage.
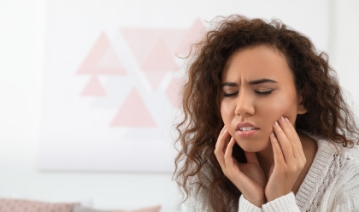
[238,135,359,211]
[239,195,262,212]
[261,192,300,212]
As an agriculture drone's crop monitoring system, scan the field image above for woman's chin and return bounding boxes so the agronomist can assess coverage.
[240,146,266,153]
[236,140,271,153]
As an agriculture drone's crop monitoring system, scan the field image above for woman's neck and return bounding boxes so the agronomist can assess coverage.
[256,144,274,180]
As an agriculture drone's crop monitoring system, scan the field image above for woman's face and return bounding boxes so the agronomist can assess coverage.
[220,45,307,153]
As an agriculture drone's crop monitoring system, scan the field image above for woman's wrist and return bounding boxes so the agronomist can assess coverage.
[266,190,292,202]
[243,195,265,208]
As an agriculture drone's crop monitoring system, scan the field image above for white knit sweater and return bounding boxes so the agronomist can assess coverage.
[239,135,359,212]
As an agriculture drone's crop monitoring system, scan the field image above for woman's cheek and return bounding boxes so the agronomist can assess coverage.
[268,96,297,122]
[220,102,233,124]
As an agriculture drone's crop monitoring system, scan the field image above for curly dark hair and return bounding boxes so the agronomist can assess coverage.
[173,15,359,212]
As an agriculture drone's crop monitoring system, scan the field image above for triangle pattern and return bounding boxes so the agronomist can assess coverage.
[120,28,187,64]
[81,76,106,97]
[77,32,127,75]
[143,71,168,91]
[110,88,156,128]
[176,18,206,56]
[165,77,184,108]
[141,39,177,73]
[96,45,127,75]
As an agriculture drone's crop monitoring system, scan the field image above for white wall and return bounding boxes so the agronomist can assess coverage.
[0,0,358,210]
[0,0,180,210]
[329,0,359,111]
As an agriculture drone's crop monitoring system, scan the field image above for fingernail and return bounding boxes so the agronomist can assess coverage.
[274,121,279,126]
[270,132,274,137]
[285,118,289,122]
[280,116,285,121]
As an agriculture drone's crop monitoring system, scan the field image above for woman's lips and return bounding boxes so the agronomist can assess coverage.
[236,128,259,137]
[235,122,259,137]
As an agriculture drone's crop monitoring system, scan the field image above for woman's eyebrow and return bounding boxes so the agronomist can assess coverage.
[221,79,276,87]
[221,82,237,87]
[248,78,277,85]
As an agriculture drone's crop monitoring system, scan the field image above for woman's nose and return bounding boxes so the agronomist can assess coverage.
[234,91,255,116]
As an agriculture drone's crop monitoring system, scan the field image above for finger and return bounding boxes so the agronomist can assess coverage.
[214,129,230,168]
[220,125,226,135]
[270,132,285,166]
[244,151,259,165]
[284,117,305,159]
[224,137,236,167]
[278,117,298,159]
[273,121,294,163]
[215,127,229,149]
[278,117,292,139]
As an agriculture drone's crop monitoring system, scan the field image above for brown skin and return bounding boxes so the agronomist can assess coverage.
[215,45,318,206]
[175,15,359,212]
[256,131,317,195]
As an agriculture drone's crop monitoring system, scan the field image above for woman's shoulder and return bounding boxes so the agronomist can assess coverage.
[318,137,359,160]
[303,131,358,156]
[324,141,359,207]
[303,132,359,173]
[315,137,359,176]
[296,133,359,211]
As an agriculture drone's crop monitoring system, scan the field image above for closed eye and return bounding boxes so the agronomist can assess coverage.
[255,90,274,95]
[223,92,238,97]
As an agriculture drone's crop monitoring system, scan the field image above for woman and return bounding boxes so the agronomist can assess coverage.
[174,15,359,211]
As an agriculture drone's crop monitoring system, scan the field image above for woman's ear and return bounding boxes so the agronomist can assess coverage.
[297,94,307,115]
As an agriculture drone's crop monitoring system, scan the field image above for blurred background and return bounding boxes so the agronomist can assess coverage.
[0,0,358,211]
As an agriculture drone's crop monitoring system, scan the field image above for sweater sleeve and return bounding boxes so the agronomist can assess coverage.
[261,192,300,212]
[238,195,263,212]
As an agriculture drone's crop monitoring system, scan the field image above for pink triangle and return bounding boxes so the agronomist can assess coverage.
[80,75,106,97]
[120,28,187,64]
[110,88,156,128]
[176,18,206,56]
[77,32,127,75]
[143,71,168,90]
[96,45,126,75]
[141,39,177,72]
[165,77,184,108]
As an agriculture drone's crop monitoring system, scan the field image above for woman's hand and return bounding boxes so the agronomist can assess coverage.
[265,116,306,201]
[214,126,267,207]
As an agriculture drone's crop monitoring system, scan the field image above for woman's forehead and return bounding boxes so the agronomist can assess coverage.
[221,45,293,83]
